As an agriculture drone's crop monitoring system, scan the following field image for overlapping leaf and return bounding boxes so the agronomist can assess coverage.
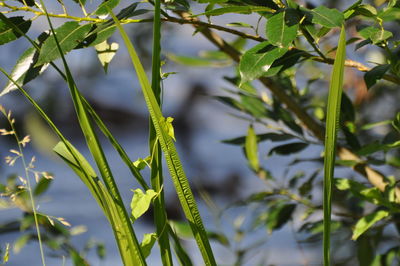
[36,22,92,66]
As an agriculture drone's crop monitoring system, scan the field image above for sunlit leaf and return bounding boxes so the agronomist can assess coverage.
[130,188,157,222]
[352,210,389,240]
[245,125,259,171]
[239,41,288,85]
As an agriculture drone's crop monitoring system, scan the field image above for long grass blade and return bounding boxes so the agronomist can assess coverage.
[36,1,146,264]
[149,0,174,265]
[323,25,346,266]
[111,11,217,266]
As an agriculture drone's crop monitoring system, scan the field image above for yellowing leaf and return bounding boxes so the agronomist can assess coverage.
[130,188,157,222]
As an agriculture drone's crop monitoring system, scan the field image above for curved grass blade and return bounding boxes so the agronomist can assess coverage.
[110,11,217,266]
[36,1,146,264]
[149,0,173,265]
[323,25,346,266]
[0,11,150,194]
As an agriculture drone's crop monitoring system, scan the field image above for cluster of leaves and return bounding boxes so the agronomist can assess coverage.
[1,0,400,265]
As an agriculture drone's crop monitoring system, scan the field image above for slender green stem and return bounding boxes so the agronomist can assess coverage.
[150,0,173,264]
[2,110,46,266]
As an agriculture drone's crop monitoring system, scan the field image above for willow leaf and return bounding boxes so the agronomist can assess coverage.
[323,25,346,266]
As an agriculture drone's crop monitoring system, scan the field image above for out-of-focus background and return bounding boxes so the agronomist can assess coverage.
[1,0,399,265]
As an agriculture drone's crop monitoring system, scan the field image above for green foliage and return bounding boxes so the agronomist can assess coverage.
[1,0,400,265]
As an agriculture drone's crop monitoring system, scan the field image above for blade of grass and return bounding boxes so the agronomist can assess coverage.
[323,25,346,266]
[36,1,146,264]
[110,10,217,266]
[149,0,173,265]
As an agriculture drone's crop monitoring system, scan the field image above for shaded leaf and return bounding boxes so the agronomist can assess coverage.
[266,203,296,233]
[16,0,35,6]
[364,64,390,89]
[33,177,52,196]
[195,6,274,16]
[222,132,295,145]
[268,142,308,156]
[0,16,31,45]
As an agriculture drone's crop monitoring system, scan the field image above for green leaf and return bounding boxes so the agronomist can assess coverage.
[222,132,294,145]
[263,49,304,77]
[194,6,275,16]
[392,112,400,133]
[378,7,400,21]
[323,26,346,266]
[36,22,92,66]
[268,142,308,156]
[95,40,119,73]
[266,9,299,48]
[133,156,151,171]
[140,233,157,258]
[33,177,52,196]
[266,203,296,233]
[352,210,389,240]
[94,0,121,17]
[335,178,387,206]
[364,64,390,89]
[358,26,392,44]
[13,235,31,254]
[167,53,231,67]
[130,189,157,222]
[353,4,378,18]
[76,24,116,48]
[310,6,344,28]
[226,22,253,28]
[0,16,31,45]
[1,32,49,97]
[16,0,35,6]
[245,125,259,171]
[239,42,288,85]
[240,94,267,117]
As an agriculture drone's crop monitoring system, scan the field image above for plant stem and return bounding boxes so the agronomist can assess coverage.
[4,111,46,266]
